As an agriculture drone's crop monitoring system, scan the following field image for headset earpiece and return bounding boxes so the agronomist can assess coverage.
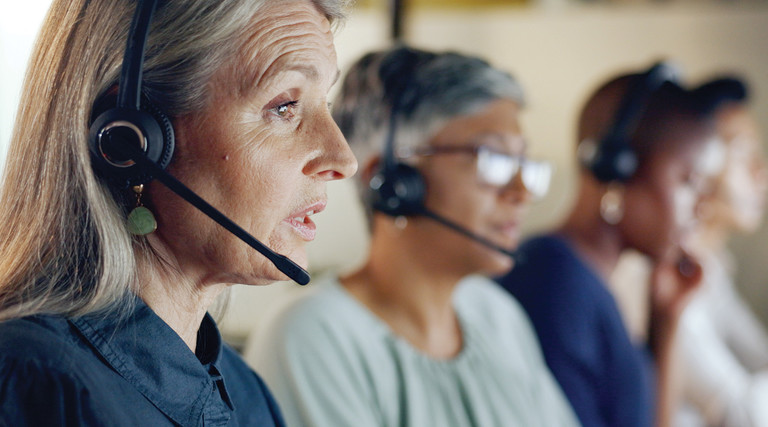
[366,47,436,219]
[581,135,639,183]
[582,61,680,183]
[369,162,426,217]
[87,0,174,189]
[89,97,175,188]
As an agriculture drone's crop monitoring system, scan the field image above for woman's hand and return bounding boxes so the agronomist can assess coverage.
[650,249,703,326]
[648,248,703,427]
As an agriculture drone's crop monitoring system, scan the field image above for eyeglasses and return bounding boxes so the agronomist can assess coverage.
[398,145,553,199]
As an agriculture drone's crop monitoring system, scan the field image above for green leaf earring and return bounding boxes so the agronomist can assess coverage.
[127,184,157,236]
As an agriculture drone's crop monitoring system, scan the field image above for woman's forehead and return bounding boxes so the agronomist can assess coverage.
[428,100,523,146]
[227,0,337,94]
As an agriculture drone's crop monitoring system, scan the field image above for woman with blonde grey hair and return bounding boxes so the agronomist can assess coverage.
[246,45,578,427]
[0,0,356,424]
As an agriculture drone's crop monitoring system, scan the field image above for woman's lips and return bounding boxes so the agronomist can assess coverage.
[284,200,326,241]
[497,219,521,241]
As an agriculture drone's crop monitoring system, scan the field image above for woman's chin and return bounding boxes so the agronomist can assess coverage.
[232,248,309,286]
[480,250,516,277]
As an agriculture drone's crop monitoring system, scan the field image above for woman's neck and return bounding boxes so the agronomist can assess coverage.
[136,250,225,353]
[341,237,465,359]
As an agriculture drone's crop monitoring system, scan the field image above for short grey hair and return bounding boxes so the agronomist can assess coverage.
[333,45,525,181]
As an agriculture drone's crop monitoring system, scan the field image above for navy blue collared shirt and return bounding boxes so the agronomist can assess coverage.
[0,298,285,426]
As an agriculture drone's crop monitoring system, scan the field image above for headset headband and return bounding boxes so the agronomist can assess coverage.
[119,0,157,111]
[581,61,681,183]
[602,62,680,154]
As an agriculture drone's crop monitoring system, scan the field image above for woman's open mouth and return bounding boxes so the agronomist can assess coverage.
[284,200,326,241]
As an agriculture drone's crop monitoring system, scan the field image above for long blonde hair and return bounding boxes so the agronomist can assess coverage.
[0,0,349,321]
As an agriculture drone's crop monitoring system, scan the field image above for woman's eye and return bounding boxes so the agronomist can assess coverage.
[269,101,299,119]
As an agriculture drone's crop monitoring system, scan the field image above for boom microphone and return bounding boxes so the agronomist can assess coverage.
[113,141,311,286]
[417,207,517,259]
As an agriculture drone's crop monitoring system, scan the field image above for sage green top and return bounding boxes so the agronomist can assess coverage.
[246,275,579,427]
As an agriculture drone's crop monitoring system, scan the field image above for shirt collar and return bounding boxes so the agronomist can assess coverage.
[70,297,233,426]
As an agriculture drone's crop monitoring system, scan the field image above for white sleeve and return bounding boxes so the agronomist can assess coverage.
[715,281,768,372]
[679,302,768,427]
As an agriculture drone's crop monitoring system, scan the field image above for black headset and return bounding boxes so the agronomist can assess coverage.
[368,48,430,218]
[89,0,173,188]
[581,61,680,183]
[367,48,515,257]
[87,0,310,285]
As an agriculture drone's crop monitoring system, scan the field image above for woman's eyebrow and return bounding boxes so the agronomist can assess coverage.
[471,133,528,152]
[285,65,340,86]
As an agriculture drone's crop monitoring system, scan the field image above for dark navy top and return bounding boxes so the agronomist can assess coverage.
[496,234,655,427]
[0,298,284,426]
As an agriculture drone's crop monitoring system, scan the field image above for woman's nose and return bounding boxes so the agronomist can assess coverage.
[498,170,532,204]
[303,110,358,181]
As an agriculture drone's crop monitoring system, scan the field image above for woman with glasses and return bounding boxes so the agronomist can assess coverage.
[496,65,733,427]
[244,46,578,427]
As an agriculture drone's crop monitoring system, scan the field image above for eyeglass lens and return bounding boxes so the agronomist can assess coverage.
[476,147,552,198]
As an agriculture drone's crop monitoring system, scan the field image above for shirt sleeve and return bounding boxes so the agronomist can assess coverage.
[716,281,768,372]
[680,298,768,427]
[259,374,288,427]
[245,294,384,427]
[0,356,104,426]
